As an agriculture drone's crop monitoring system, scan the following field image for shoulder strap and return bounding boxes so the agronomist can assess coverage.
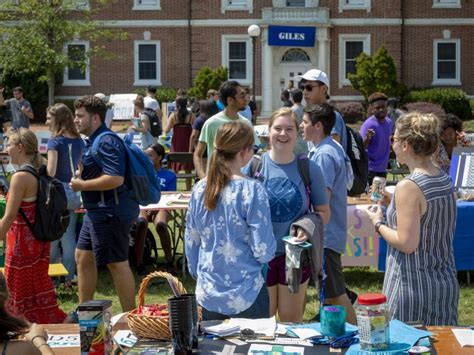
[16,166,39,238]
[91,131,120,166]
[297,155,312,212]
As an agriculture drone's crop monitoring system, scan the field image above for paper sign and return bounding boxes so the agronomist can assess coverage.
[47,334,80,348]
[114,330,138,348]
[109,94,138,121]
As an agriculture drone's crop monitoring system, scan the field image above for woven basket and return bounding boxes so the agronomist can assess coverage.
[127,271,187,340]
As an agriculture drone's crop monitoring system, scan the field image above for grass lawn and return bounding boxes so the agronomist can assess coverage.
[57,251,474,325]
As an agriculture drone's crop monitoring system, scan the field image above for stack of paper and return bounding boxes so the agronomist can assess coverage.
[452,329,474,347]
[201,320,240,337]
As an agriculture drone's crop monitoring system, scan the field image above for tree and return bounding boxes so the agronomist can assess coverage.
[188,66,228,99]
[0,0,125,106]
[348,45,405,101]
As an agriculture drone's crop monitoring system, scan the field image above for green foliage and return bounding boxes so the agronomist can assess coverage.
[0,71,49,107]
[188,66,228,99]
[407,88,472,120]
[133,87,177,104]
[348,46,405,101]
[0,0,126,105]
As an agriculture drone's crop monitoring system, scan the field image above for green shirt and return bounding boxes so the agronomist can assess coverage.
[198,111,260,170]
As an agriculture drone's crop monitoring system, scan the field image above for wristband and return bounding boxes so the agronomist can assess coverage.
[30,334,47,345]
[374,220,386,234]
[37,343,50,348]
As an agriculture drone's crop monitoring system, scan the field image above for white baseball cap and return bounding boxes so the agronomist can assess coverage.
[297,69,329,88]
[144,96,159,110]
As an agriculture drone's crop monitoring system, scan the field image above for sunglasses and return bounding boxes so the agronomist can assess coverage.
[301,83,322,92]
[390,136,401,144]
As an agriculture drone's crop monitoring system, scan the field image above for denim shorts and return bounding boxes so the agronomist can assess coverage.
[266,254,311,287]
[76,211,136,266]
[202,286,269,321]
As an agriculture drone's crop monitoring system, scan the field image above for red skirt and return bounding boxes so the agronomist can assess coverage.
[4,200,67,324]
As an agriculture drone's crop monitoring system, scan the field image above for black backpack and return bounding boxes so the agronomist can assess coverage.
[346,126,369,196]
[128,224,159,267]
[142,108,162,137]
[19,165,70,242]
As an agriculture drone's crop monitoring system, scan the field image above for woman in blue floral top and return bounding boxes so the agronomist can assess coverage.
[185,121,276,320]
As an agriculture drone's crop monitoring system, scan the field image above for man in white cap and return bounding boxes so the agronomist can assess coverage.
[94,93,114,128]
[298,69,347,151]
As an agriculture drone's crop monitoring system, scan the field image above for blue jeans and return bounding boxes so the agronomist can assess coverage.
[50,211,78,281]
[202,286,269,321]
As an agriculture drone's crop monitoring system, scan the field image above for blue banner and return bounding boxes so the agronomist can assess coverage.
[268,25,316,47]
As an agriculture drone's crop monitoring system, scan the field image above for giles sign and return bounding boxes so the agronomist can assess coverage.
[268,26,316,47]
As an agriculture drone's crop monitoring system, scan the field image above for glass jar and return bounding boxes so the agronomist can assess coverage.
[355,293,390,351]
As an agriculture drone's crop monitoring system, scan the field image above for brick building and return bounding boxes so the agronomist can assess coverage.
[55,0,473,117]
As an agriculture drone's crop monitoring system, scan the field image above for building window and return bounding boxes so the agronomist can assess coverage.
[286,0,305,6]
[433,0,461,8]
[338,35,370,87]
[63,41,90,86]
[134,41,161,86]
[433,39,460,85]
[282,49,310,62]
[222,36,252,84]
[339,0,371,12]
[133,0,161,10]
[221,0,253,13]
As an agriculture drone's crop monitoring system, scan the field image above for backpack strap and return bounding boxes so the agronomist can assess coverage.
[296,155,312,212]
[91,131,122,205]
[16,165,39,238]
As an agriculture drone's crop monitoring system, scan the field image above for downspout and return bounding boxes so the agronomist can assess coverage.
[188,0,192,88]
[400,0,405,85]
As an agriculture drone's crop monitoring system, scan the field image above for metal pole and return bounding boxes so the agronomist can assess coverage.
[252,36,257,125]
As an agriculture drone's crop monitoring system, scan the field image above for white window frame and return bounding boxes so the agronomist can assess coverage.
[63,41,90,87]
[338,0,371,12]
[432,0,461,9]
[432,39,461,85]
[133,0,161,11]
[222,35,252,85]
[134,40,161,86]
[221,0,253,14]
[338,34,370,87]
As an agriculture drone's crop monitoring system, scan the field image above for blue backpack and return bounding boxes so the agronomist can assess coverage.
[92,132,160,206]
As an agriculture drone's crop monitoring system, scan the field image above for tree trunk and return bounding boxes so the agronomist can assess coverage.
[47,67,55,106]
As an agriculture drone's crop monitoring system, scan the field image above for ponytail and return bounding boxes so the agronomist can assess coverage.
[204,149,232,211]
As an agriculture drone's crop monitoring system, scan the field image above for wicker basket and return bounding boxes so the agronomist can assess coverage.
[127,271,187,340]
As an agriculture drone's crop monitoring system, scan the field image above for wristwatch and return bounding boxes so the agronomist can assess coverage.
[374,220,386,234]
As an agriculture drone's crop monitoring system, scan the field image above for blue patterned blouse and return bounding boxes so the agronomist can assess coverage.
[185,177,276,315]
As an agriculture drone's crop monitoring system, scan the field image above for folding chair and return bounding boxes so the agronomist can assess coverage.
[166,152,196,190]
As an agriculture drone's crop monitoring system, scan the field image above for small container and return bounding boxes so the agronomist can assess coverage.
[78,300,113,355]
[320,305,346,337]
[355,293,390,351]
[408,346,430,354]
[370,177,386,202]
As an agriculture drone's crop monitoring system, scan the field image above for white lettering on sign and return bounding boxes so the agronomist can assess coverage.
[278,32,306,41]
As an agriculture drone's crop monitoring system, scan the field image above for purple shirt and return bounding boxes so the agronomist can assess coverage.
[360,115,394,172]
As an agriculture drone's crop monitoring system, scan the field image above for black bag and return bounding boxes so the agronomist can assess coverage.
[346,126,369,196]
[19,165,70,242]
[129,225,159,267]
[142,108,162,137]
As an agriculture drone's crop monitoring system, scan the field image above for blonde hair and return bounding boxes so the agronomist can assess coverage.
[396,111,440,157]
[47,103,80,138]
[204,122,254,211]
[268,107,299,130]
[9,128,45,169]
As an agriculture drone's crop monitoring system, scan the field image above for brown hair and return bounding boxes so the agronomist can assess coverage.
[9,128,45,169]
[204,122,254,211]
[74,95,107,123]
[0,273,29,340]
[396,111,440,157]
[268,107,299,130]
[47,103,80,138]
